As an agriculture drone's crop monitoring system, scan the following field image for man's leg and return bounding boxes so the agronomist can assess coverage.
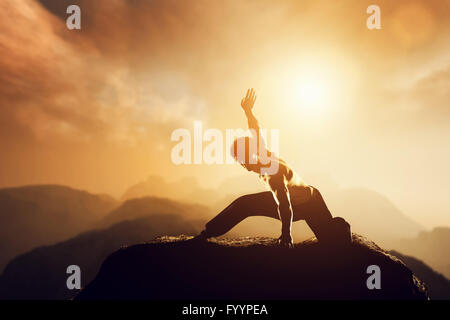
[202,191,278,238]
[292,187,333,242]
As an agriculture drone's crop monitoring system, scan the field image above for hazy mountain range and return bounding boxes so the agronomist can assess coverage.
[389,250,450,299]
[390,227,450,279]
[100,195,210,228]
[0,185,117,272]
[0,176,449,299]
[0,212,201,299]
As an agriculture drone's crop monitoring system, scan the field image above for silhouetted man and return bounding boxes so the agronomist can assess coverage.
[196,89,349,247]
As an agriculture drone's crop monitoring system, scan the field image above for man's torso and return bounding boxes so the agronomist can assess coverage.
[259,157,313,205]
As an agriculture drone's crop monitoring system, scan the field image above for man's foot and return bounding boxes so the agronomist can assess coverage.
[188,231,208,243]
[277,234,294,248]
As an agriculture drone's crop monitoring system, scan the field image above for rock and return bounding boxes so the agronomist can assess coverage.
[76,234,428,300]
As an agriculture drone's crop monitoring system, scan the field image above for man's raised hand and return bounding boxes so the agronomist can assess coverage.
[241,88,256,113]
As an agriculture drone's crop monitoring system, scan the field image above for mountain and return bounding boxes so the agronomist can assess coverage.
[76,234,428,300]
[389,250,450,300]
[121,175,217,205]
[0,214,201,300]
[99,196,211,228]
[324,188,424,246]
[390,227,450,279]
[0,185,118,272]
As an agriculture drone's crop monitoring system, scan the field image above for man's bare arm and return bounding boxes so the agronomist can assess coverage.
[272,183,294,247]
[240,88,266,151]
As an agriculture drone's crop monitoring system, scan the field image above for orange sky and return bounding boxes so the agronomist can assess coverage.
[0,0,449,228]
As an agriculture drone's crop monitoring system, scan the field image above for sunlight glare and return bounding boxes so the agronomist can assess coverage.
[289,71,333,117]
[297,80,325,106]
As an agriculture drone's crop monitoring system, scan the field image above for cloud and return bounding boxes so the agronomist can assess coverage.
[413,67,450,112]
[2,0,447,145]
[0,0,211,145]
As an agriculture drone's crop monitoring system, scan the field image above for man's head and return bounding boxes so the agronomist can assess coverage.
[231,136,262,173]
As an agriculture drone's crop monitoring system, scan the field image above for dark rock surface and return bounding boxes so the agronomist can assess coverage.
[76,234,428,300]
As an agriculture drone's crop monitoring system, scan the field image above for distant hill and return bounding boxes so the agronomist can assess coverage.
[121,175,217,205]
[324,188,424,246]
[390,227,450,279]
[0,214,202,300]
[389,250,450,300]
[0,185,118,272]
[76,234,428,300]
[99,196,211,228]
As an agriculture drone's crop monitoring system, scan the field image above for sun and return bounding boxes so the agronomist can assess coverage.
[297,79,326,106]
[285,75,332,118]
[263,55,352,123]
[277,59,340,118]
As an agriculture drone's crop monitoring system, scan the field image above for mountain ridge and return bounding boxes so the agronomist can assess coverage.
[0,184,118,272]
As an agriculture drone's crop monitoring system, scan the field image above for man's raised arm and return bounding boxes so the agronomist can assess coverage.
[240,88,266,150]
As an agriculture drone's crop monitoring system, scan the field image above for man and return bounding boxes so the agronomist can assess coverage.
[196,89,350,247]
